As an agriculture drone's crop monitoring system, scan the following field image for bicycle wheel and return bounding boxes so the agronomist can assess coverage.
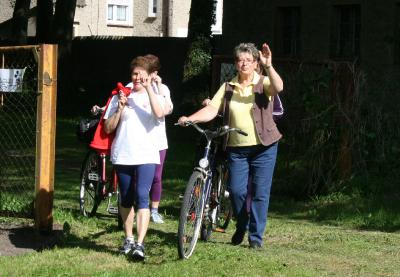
[79,150,102,217]
[200,184,214,241]
[215,163,232,230]
[177,171,206,259]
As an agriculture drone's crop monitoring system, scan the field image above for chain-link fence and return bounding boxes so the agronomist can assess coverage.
[0,46,39,217]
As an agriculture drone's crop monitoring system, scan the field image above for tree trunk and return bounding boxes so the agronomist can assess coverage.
[186,0,215,40]
[52,0,77,114]
[36,0,54,43]
[11,0,31,44]
[52,0,77,56]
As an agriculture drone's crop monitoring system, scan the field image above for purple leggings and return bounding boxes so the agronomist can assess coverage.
[150,149,167,202]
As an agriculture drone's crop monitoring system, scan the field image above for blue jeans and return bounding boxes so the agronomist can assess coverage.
[227,142,278,244]
[115,164,156,209]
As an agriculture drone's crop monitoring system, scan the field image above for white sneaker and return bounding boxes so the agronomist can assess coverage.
[151,211,164,224]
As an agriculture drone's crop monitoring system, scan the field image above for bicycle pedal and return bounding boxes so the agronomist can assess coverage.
[88,172,100,181]
[223,190,230,198]
[107,206,119,215]
[213,227,226,233]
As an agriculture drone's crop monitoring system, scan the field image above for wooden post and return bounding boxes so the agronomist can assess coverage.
[35,44,57,234]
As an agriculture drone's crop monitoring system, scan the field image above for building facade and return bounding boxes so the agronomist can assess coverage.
[218,0,400,69]
[0,0,223,38]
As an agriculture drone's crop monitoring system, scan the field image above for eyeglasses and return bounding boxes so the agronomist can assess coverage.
[236,59,255,65]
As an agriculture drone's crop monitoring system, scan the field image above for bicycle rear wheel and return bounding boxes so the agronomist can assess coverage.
[79,150,102,217]
[177,171,206,259]
[215,163,232,230]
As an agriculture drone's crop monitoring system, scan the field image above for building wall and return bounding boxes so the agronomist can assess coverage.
[0,0,194,38]
[0,2,14,24]
[74,0,134,36]
[219,0,398,68]
[72,0,192,37]
[132,0,164,36]
[168,0,191,37]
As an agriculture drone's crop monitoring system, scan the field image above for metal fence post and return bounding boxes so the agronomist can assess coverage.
[35,44,57,233]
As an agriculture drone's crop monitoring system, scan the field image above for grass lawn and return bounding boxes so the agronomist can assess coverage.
[0,118,399,276]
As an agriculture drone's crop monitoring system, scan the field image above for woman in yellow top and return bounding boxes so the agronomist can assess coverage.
[178,42,283,248]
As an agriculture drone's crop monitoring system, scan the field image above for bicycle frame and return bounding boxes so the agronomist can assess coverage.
[194,134,221,224]
[98,152,118,200]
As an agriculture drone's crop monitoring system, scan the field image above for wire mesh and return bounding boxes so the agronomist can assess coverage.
[0,46,39,217]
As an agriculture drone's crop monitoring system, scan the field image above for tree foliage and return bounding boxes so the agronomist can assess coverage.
[181,0,216,107]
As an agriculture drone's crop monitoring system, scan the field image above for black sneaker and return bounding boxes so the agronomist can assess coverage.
[231,229,246,245]
[119,238,134,255]
[131,243,145,260]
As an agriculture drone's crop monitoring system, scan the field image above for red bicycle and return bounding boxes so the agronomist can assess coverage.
[78,117,122,228]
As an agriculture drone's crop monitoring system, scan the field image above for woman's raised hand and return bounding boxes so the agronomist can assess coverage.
[139,73,152,88]
[151,73,162,85]
[118,91,127,111]
[259,43,272,68]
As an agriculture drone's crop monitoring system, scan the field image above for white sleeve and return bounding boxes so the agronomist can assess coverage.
[160,84,173,114]
[103,95,119,119]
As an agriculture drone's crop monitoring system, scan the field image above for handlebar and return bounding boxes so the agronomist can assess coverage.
[175,121,248,139]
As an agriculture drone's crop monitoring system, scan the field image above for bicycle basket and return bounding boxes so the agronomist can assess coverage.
[76,118,100,144]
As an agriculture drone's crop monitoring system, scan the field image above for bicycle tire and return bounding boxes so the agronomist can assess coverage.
[177,171,206,259]
[79,150,102,217]
[215,163,232,230]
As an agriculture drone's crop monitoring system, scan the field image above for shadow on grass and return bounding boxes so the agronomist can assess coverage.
[269,193,400,232]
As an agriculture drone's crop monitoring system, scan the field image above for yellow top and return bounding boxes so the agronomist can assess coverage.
[210,72,271,147]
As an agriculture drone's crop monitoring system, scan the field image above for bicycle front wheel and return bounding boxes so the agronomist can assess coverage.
[79,150,101,217]
[177,171,206,259]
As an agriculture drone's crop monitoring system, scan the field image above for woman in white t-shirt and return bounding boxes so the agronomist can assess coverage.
[125,55,173,224]
[143,54,173,224]
[103,56,165,260]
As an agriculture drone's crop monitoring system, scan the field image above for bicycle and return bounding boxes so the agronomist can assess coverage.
[78,115,122,229]
[176,121,247,259]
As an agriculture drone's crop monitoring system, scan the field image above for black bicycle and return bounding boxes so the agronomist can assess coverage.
[176,121,247,259]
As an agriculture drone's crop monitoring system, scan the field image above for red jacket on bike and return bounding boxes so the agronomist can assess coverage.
[89,82,131,154]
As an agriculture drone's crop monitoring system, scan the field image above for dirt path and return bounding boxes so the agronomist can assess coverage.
[0,223,63,256]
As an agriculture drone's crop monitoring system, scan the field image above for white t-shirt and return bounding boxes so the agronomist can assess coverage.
[103,91,165,165]
[126,82,173,151]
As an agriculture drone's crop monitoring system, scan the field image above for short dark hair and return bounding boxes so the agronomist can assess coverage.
[130,56,151,73]
[144,54,161,72]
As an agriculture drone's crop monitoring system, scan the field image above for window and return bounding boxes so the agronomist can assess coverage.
[331,5,361,60]
[275,7,301,57]
[77,0,87,8]
[211,0,223,35]
[107,0,133,26]
[148,0,157,18]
